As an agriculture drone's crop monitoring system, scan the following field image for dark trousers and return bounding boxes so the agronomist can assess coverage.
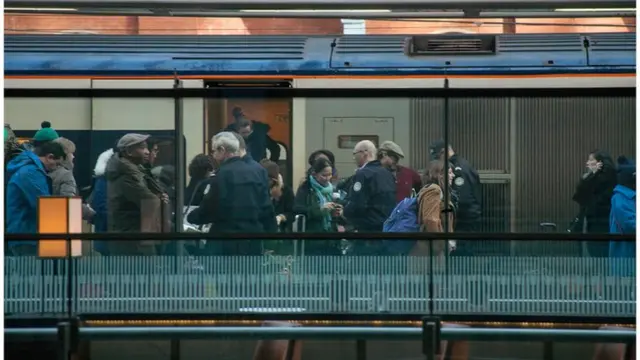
[452,218,482,257]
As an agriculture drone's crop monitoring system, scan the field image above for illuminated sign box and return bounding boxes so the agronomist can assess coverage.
[38,197,83,258]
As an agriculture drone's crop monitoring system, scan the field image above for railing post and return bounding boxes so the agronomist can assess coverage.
[422,317,441,360]
[170,339,181,360]
[57,317,79,360]
[356,340,367,360]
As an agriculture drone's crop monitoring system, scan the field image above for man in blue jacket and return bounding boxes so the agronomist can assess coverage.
[6,141,66,255]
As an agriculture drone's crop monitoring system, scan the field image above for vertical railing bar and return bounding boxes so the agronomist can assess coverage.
[356,339,367,360]
[170,338,181,360]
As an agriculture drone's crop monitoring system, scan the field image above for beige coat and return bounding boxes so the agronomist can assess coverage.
[408,183,455,271]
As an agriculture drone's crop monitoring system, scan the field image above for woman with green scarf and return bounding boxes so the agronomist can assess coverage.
[293,157,344,256]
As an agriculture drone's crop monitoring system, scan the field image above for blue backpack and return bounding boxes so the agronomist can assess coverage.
[382,192,421,255]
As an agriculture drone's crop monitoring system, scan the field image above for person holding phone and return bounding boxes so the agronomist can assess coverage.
[571,149,617,257]
[293,157,344,255]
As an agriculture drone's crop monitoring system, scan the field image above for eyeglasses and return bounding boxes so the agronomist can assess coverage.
[353,150,365,155]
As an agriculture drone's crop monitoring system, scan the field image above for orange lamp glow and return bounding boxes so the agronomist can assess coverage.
[37,196,83,258]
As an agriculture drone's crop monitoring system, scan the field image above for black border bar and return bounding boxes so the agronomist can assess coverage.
[4,87,636,99]
[4,232,635,241]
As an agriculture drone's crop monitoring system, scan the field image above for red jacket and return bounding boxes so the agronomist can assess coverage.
[394,166,423,203]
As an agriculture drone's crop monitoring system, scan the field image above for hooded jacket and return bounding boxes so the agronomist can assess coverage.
[89,149,113,233]
[5,150,53,248]
[609,184,636,276]
[105,153,163,233]
[88,149,113,253]
[49,157,95,221]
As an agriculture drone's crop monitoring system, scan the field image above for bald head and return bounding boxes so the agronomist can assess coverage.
[353,140,377,167]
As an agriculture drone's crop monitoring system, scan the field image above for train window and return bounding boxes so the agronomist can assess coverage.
[337,135,379,149]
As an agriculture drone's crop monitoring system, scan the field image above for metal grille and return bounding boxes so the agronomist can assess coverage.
[5,256,635,317]
[409,97,509,172]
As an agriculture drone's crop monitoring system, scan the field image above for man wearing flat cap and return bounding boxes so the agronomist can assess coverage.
[105,133,168,255]
[378,141,422,203]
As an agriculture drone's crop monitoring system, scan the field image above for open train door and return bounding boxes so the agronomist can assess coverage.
[204,80,293,186]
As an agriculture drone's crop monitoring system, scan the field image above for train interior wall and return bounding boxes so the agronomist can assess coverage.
[302,96,635,236]
[409,96,636,234]
[304,98,412,183]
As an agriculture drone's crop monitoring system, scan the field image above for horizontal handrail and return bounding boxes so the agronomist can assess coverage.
[4,232,634,241]
[5,326,636,342]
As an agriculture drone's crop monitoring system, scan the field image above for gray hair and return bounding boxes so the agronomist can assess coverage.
[212,131,242,155]
[355,140,377,159]
[53,137,76,155]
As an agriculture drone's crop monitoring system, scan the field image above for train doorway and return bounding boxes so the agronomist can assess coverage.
[204,80,293,186]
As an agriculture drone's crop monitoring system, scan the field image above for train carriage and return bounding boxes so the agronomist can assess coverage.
[4,32,636,234]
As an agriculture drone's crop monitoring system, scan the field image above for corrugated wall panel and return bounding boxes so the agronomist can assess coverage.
[515,96,636,232]
[410,98,510,172]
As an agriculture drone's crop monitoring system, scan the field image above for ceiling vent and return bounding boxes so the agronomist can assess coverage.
[408,35,496,55]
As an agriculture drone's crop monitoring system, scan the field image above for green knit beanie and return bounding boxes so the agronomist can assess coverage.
[33,121,59,142]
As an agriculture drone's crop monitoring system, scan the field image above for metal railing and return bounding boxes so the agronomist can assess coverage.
[6,323,637,360]
[5,231,636,319]
[6,325,636,342]
[5,255,636,317]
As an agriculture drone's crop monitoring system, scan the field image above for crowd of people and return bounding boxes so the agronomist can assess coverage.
[3,119,636,264]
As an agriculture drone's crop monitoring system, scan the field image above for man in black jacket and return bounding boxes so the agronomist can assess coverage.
[187,131,277,255]
[343,140,396,254]
[225,107,281,162]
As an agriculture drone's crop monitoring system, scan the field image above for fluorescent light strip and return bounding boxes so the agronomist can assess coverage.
[240,9,391,12]
[554,7,635,11]
[5,7,77,11]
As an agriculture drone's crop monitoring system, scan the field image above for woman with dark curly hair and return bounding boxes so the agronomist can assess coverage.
[185,153,216,207]
[260,159,295,232]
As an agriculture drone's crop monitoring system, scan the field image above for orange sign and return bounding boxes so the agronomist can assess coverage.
[38,197,83,258]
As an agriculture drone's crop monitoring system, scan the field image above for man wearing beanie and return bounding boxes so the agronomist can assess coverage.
[609,156,636,274]
[32,121,60,146]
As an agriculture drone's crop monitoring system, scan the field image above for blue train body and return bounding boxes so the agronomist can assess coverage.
[4,32,636,76]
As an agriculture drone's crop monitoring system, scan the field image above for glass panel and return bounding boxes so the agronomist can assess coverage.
[4,94,635,321]
[4,240,636,316]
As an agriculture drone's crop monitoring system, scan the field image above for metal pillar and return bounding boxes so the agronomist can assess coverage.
[174,75,185,256]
